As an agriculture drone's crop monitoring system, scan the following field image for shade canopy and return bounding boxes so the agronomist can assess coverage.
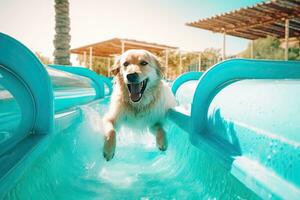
[70,38,177,57]
[186,0,300,40]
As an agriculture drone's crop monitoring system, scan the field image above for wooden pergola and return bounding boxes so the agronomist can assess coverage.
[186,0,300,60]
[70,38,177,76]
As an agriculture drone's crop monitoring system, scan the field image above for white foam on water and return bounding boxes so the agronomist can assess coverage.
[117,126,156,149]
[81,105,156,150]
[81,105,105,134]
[99,165,138,188]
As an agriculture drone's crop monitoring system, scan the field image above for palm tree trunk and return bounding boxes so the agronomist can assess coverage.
[53,0,71,65]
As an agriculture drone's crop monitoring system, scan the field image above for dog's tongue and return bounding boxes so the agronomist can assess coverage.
[129,83,142,102]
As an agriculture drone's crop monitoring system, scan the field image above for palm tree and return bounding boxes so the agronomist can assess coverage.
[53,0,71,65]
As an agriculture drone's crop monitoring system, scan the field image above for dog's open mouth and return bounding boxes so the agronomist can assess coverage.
[127,79,148,102]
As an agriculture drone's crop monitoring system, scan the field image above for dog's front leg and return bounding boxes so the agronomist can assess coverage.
[103,117,116,161]
[151,123,168,151]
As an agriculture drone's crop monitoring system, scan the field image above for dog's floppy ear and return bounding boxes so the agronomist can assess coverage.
[146,51,165,78]
[110,56,121,76]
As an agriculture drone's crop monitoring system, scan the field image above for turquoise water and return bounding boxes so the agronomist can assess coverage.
[4,99,259,199]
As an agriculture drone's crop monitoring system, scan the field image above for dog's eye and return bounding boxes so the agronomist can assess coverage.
[123,61,129,67]
[140,61,148,66]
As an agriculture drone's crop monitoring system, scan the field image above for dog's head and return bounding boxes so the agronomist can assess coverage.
[111,49,163,103]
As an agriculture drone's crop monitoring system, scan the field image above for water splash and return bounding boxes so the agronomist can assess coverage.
[4,102,259,200]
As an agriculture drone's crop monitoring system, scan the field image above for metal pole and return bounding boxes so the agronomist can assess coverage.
[165,49,169,79]
[222,31,226,60]
[198,53,202,71]
[89,47,93,70]
[285,19,289,61]
[83,51,87,67]
[250,40,254,59]
[179,51,182,74]
[121,41,125,54]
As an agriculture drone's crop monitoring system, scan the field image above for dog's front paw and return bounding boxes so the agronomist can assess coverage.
[103,130,116,161]
[156,129,168,151]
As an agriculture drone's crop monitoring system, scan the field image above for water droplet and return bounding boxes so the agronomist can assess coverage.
[269,141,273,147]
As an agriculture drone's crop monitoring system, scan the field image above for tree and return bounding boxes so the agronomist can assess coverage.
[201,48,221,71]
[76,48,221,79]
[239,36,300,60]
[53,0,71,65]
[157,48,221,79]
[76,55,111,76]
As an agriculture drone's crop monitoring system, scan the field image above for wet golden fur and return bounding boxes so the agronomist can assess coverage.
[102,50,177,161]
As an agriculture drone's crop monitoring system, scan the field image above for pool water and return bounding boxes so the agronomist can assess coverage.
[4,98,259,200]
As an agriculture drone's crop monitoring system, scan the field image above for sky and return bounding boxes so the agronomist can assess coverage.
[0,0,265,63]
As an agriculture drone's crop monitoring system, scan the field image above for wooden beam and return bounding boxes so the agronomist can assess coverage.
[257,5,289,19]
[121,40,125,54]
[122,43,168,52]
[230,18,284,32]
[234,9,271,21]
[275,0,300,8]
[230,29,267,38]
[83,51,87,67]
[289,19,300,27]
[243,7,275,19]
[89,51,116,57]
[253,6,287,19]
[214,18,240,29]
[89,47,93,70]
[213,16,246,27]
[248,27,283,37]
[191,13,299,36]
[123,39,177,49]
[186,0,300,41]
[122,40,174,50]
[71,38,176,58]
[259,23,286,33]
[288,20,300,32]
[220,15,251,26]
[265,3,297,16]
[222,31,257,40]
[275,21,300,37]
[70,38,120,52]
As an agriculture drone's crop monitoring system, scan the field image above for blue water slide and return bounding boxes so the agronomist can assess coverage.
[171,71,203,94]
[171,71,203,104]
[49,64,113,97]
[0,33,108,194]
[169,59,300,199]
[2,32,300,199]
[46,67,97,112]
[0,32,54,194]
[0,33,53,136]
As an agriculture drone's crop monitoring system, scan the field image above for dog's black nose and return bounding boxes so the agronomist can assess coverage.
[126,73,139,82]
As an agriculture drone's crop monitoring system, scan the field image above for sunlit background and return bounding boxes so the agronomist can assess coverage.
[1,0,299,79]
[0,0,263,60]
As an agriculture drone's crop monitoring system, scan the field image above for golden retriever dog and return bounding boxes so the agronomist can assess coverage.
[102,49,177,161]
